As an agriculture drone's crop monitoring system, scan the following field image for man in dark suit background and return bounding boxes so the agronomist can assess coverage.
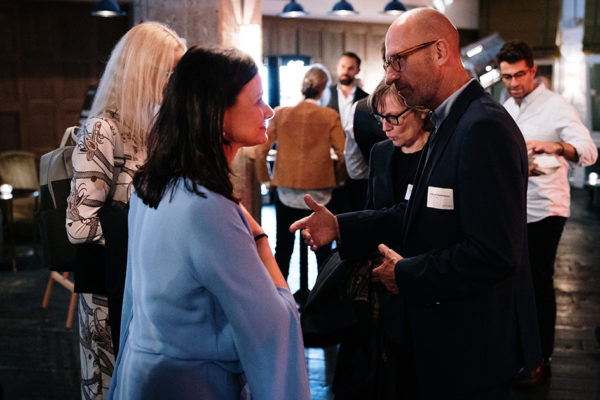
[292,7,541,399]
[327,52,369,113]
[327,53,374,214]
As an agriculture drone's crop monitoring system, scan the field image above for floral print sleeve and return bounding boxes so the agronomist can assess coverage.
[66,116,135,244]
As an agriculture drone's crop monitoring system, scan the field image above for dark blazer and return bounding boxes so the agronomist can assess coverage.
[353,98,387,164]
[326,83,369,113]
[364,139,396,210]
[336,81,541,398]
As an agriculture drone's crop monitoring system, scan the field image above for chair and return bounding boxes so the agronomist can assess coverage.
[42,271,77,328]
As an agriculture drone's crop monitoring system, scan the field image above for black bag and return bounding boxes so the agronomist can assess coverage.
[95,132,128,354]
[300,250,357,347]
[99,202,128,354]
[38,127,79,272]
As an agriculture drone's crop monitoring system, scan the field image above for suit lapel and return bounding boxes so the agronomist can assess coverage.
[328,84,339,112]
[401,81,486,244]
[381,143,396,207]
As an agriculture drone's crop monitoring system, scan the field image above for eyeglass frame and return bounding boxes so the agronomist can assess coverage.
[383,40,438,73]
[500,69,531,82]
[371,107,411,126]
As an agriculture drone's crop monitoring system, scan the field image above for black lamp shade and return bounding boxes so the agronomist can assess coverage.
[278,0,308,17]
[383,0,407,15]
[328,0,358,15]
[91,0,126,17]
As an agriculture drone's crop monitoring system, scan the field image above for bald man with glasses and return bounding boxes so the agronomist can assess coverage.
[291,8,541,399]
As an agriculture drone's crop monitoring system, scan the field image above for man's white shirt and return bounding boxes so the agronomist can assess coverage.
[503,84,598,223]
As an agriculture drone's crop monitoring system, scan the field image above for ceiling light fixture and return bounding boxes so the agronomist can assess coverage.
[278,0,309,18]
[328,0,358,16]
[91,0,126,17]
[382,0,407,15]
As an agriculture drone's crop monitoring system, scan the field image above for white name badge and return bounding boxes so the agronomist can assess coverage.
[404,184,413,201]
[427,186,454,210]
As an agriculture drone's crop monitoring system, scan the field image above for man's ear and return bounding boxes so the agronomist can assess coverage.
[531,64,538,78]
[433,39,450,66]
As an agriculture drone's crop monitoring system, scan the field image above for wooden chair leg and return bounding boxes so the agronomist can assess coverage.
[42,272,54,308]
[66,292,77,329]
[42,271,77,328]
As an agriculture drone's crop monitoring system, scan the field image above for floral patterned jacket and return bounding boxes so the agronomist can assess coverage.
[66,112,143,244]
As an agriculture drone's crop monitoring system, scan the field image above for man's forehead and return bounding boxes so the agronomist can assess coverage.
[385,24,411,56]
[338,56,357,67]
[499,60,529,71]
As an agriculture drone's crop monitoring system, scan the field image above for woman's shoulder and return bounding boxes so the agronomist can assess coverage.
[83,113,122,139]
[164,182,248,236]
[372,138,393,153]
[170,179,240,214]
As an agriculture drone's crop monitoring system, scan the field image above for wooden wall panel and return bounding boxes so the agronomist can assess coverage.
[262,22,275,56]
[299,24,322,62]
[345,28,367,59]
[263,16,481,93]
[0,61,19,104]
[364,30,387,90]
[322,29,344,75]
[0,2,129,160]
[0,5,18,54]
[22,59,56,100]
[21,7,58,57]
[276,22,299,54]
[25,102,59,152]
[0,112,20,151]
[263,17,391,93]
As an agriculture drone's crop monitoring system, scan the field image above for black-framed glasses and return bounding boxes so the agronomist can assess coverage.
[500,69,530,82]
[371,108,411,126]
[383,40,438,73]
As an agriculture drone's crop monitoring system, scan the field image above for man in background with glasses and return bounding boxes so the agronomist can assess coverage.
[292,7,541,399]
[497,40,598,385]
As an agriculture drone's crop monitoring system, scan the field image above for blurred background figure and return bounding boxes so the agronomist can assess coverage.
[497,39,598,384]
[327,52,371,214]
[257,65,346,279]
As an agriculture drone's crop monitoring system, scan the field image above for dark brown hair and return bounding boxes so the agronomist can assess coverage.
[133,46,257,208]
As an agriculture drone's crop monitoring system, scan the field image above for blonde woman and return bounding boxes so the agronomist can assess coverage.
[66,22,186,399]
[257,65,346,279]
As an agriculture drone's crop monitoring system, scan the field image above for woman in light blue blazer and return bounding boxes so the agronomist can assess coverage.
[108,47,310,400]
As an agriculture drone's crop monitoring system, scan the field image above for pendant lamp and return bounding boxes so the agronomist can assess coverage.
[278,0,309,18]
[328,0,358,16]
[382,0,407,15]
[91,0,126,17]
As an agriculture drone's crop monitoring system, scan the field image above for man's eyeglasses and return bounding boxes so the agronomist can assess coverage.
[501,69,530,82]
[383,40,438,73]
[371,108,411,126]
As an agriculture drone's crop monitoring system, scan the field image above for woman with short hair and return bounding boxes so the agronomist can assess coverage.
[257,65,346,278]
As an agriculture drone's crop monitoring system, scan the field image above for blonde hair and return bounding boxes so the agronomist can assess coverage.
[301,64,331,99]
[89,22,186,152]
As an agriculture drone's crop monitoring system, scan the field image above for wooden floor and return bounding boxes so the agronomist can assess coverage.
[0,188,598,399]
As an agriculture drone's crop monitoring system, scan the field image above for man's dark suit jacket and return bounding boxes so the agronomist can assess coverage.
[353,98,387,164]
[326,83,369,113]
[336,80,542,398]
